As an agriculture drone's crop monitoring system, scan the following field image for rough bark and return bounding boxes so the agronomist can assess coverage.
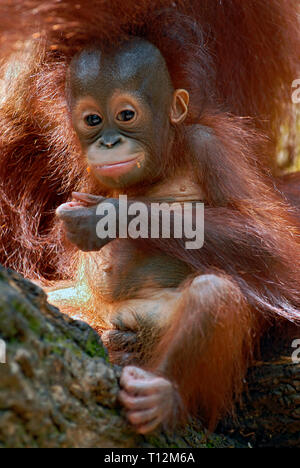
[0,266,299,448]
[220,331,300,448]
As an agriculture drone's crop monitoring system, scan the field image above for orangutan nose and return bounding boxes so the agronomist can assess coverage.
[99,132,123,148]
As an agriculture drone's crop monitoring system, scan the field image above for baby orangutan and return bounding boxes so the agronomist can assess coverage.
[57,39,197,433]
[54,38,300,434]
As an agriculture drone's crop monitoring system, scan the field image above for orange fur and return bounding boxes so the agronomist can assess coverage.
[0,1,299,429]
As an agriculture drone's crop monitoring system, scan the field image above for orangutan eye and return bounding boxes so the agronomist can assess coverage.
[117,110,135,122]
[85,114,102,126]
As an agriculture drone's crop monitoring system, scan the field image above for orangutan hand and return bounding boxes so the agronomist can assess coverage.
[56,192,115,251]
[119,366,178,434]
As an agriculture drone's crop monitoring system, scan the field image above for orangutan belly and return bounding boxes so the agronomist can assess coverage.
[90,239,191,302]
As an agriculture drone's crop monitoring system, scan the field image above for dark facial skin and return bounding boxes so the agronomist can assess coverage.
[67,39,189,190]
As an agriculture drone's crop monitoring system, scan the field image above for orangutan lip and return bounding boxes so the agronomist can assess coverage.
[91,156,141,177]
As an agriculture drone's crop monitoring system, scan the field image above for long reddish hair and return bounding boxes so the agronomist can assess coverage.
[0,0,299,283]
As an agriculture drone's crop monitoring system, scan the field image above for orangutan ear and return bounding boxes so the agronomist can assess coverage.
[170,89,189,124]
